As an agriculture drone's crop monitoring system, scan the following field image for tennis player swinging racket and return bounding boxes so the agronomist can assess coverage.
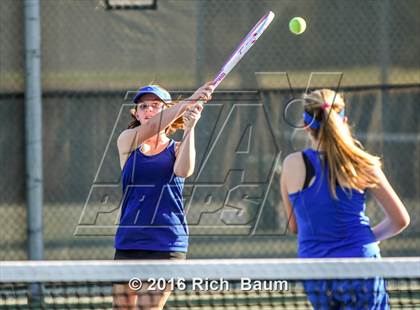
[280,89,410,309]
[112,11,273,309]
[113,82,214,310]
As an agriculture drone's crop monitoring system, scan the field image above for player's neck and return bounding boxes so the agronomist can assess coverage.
[143,133,169,148]
[309,138,324,152]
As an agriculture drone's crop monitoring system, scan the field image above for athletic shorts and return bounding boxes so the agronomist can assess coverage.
[113,250,186,285]
[303,254,389,310]
[114,249,186,260]
[304,277,389,310]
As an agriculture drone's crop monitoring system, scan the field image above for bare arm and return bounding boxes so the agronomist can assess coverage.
[174,104,202,178]
[117,82,214,169]
[370,167,410,241]
[116,102,189,169]
[280,154,303,234]
[132,81,213,148]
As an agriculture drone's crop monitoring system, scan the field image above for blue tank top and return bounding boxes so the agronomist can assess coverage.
[288,149,379,258]
[115,139,188,252]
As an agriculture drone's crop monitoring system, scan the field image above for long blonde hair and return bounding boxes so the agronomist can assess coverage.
[303,89,381,198]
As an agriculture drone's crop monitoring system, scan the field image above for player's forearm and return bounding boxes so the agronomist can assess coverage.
[134,101,192,146]
[372,217,408,241]
[174,128,196,178]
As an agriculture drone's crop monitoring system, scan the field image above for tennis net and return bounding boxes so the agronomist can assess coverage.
[1,258,419,309]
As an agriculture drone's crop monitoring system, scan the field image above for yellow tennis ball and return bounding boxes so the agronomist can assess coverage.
[289,17,306,35]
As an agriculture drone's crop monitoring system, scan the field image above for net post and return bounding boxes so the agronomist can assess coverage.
[28,283,45,308]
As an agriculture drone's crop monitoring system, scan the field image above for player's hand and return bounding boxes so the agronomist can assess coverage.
[183,103,203,129]
[188,81,215,105]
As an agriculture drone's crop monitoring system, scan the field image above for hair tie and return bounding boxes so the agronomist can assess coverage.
[322,102,346,120]
[321,102,331,110]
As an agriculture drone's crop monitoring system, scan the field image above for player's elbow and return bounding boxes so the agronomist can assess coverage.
[395,213,410,231]
[174,167,194,178]
[287,219,298,234]
[289,224,298,234]
[389,211,410,235]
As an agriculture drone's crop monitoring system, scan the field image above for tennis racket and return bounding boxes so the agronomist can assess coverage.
[212,11,275,88]
[196,11,275,105]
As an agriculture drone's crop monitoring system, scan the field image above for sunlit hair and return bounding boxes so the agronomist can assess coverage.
[303,89,381,198]
[127,85,184,136]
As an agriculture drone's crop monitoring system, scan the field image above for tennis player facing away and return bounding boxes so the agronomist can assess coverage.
[113,82,214,310]
[280,89,410,309]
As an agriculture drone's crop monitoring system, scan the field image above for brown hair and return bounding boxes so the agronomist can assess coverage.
[127,95,185,136]
[303,89,381,198]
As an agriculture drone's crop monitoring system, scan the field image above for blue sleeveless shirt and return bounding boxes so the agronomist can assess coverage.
[288,149,379,258]
[115,140,188,252]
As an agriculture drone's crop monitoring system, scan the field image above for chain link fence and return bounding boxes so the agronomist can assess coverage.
[0,0,418,260]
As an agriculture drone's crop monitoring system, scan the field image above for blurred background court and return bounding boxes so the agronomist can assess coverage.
[0,0,419,262]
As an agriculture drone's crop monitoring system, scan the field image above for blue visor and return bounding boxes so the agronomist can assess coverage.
[133,85,172,104]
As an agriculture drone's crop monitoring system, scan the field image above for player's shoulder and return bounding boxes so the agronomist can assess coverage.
[283,151,304,165]
[118,128,136,141]
[282,152,305,172]
[117,128,137,151]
